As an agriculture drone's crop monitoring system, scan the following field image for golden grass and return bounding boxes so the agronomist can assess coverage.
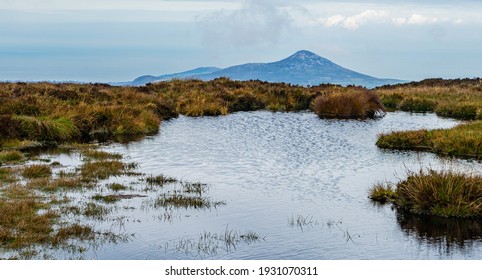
[375,79,482,120]
[377,121,482,158]
[22,164,52,179]
[370,168,482,218]
[312,87,386,119]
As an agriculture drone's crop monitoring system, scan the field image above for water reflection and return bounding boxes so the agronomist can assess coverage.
[396,210,482,255]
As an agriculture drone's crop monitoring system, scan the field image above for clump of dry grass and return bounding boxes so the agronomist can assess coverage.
[369,168,482,218]
[79,160,136,180]
[22,164,52,179]
[312,88,386,119]
[0,150,25,163]
[0,199,57,249]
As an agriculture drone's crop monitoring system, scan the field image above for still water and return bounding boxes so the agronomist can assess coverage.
[72,111,482,259]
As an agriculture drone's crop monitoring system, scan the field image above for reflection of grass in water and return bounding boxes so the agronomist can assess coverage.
[173,228,264,257]
[182,181,208,195]
[92,193,147,204]
[82,202,111,219]
[145,174,178,187]
[288,214,317,230]
[153,194,225,210]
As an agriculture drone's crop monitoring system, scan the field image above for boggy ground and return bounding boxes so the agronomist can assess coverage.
[1,78,481,257]
[0,145,228,259]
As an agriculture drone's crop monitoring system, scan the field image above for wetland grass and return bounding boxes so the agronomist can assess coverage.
[369,168,482,218]
[154,194,217,209]
[22,164,52,179]
[0,150,25,163]
[181,181,208,195]
[82,202,111,219]
[375,78,482,120]
[377,121,482,159]
[108,183,128,191]
[52,224,94,246]
[368,182,396,204]
[145,174,178,187]
[173,228,264,257]
[79,160,137,180]
[81,149,122,160]
[312,88,386,119]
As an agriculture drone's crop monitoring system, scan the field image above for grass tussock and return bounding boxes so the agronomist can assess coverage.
[108,183,128,191]
[22,164,52,179]
[368,182,397,203]
[377,121,482,158]
[0,150,25,163]
[369,168,482,218]
[312,88,386,119]
[81,149,122,160]
[79,160,136,180]
[0,199,57,249]
[52,224,94,246]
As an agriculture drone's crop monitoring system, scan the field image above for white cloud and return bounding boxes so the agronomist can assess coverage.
[324,15,346,27]
[408,14,437,24]
[318,10,389,30]
[196,0,292,47]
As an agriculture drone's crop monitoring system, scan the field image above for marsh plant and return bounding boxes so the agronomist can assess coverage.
[370,168,482,218]
[377,121,482,159]
[173,228,264,257]
[375,78,482,120]
[312,88,386,119]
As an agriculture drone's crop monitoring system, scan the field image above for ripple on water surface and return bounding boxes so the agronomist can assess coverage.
[85,111,482,259]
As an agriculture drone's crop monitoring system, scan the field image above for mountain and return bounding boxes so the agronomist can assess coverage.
[125,67,221,86]
[125,50,405,88]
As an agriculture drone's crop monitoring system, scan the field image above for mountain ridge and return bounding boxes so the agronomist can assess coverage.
[124,50,406,88]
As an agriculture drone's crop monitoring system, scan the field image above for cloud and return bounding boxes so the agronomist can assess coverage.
[393,14,438,26]
[318,10,389,30]
[196,0,292,47]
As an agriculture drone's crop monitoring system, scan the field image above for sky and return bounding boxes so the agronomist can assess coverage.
[1,0,482,82]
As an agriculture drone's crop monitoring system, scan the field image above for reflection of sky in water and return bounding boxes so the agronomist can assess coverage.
[18,111,481,260]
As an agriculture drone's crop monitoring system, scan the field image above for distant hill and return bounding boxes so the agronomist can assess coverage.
[124,50,405,88]
[121,67,221,86]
